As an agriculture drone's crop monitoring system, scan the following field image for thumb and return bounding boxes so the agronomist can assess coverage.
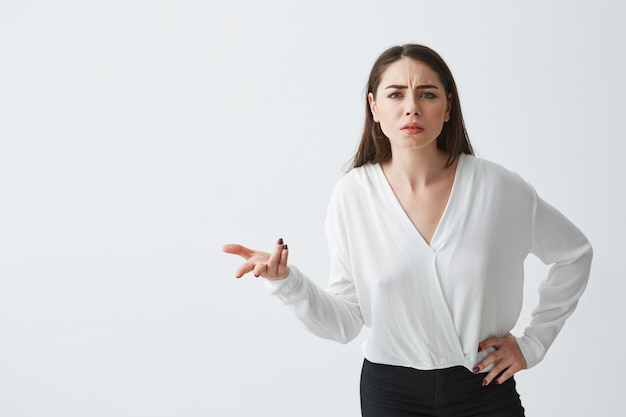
[222,243,254,259]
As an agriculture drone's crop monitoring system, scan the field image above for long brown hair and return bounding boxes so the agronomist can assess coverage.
[352,44,474,168]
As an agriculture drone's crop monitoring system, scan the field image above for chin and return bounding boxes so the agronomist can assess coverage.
[396,139,437,150]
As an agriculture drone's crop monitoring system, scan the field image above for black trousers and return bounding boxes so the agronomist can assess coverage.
[360,359,525,417]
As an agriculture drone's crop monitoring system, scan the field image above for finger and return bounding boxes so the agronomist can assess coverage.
[482,360,508,386]
[477,344,526,386]
[477,336,500,352]
[234,260,257,278]
[253,262,267,278]
[473,350,500,375]
[279,244,289,270]
[495,347,526,384]
[222,244,255,260]
[266,238,286,274]
[495,365,519,385]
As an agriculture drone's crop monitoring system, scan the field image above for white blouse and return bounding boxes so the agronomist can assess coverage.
[266,154,592,371]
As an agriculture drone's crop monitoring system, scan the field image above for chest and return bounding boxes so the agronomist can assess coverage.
[389,177,454,245]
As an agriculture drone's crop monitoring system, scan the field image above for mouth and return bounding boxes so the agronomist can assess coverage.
[401,122,424,133]
[402,122,423,129]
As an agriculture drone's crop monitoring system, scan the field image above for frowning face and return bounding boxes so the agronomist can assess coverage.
[368,57,451,154]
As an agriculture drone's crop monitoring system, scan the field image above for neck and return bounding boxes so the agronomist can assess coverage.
[381,146,451,190]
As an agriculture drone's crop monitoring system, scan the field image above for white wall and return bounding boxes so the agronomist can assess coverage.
[1,1,623,416]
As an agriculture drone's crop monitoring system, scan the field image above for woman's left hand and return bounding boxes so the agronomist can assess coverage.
[473,333,527,386]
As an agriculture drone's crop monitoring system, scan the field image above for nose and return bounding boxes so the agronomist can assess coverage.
[405,93,420,116]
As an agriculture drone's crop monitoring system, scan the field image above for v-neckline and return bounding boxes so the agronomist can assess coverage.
[376,154,465,252]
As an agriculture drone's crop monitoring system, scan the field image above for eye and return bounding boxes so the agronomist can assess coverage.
[420,92,436,99]
[388,92,402,99]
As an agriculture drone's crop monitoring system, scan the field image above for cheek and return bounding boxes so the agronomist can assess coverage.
[437,103,451,122]
[380,102,404,117]
[373,104,392,122]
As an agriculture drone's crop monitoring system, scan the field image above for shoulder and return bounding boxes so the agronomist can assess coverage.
[467,154,533,191]
[331,163,378,198]
[461,154,537,209]
[326,163,380,216]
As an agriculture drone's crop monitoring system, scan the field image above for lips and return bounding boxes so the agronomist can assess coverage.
[401,122,424,134]
[402,122,424,130]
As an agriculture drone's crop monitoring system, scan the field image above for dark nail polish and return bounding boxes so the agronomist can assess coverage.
[283,244,288,250]
[277,238,284,245]
[472,367,480,374]
[482,379,488,387]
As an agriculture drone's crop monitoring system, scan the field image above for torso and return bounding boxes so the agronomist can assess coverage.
[328,154,538,369]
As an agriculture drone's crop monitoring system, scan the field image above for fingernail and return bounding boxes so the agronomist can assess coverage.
[472,367,480,374]
[482,379,488,387]
[283,244,288,250]
[277,238,284,245]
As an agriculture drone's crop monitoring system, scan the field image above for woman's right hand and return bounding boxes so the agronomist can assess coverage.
[222,238,290,280]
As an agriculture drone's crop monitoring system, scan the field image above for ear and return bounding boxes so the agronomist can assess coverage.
[444,92,452,122]
[368,92,379,122]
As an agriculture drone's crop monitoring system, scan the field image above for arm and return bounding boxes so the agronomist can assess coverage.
[265,262,363,344]
[224,180,365,344]
[475,190,593,385]
[224,237,364,344]
[516,192,593,368]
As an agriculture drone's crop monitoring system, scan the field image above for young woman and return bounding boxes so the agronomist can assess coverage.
[223,44,592,417]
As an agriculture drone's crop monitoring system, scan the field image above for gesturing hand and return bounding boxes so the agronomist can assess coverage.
[222,238,290,280]
[473,333,527,386]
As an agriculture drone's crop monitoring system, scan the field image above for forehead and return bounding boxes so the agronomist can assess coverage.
[379,57,442,87]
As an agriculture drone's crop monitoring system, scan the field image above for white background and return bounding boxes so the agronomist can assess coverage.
[1,1,624,416]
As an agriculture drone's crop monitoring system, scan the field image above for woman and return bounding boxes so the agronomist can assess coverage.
[223,44,592,416]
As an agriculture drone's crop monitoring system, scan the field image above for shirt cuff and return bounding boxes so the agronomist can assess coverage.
[515,334,546,369]
[264,265,302,299]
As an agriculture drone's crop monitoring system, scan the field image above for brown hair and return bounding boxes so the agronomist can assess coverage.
[352,44,474,168]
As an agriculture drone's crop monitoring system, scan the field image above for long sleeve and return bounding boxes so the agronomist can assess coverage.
[264,185,364,344]
[516,191,593,369]
[265,265,363,344]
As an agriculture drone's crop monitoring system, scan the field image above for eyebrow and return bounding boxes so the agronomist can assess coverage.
[385,84,439,90]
